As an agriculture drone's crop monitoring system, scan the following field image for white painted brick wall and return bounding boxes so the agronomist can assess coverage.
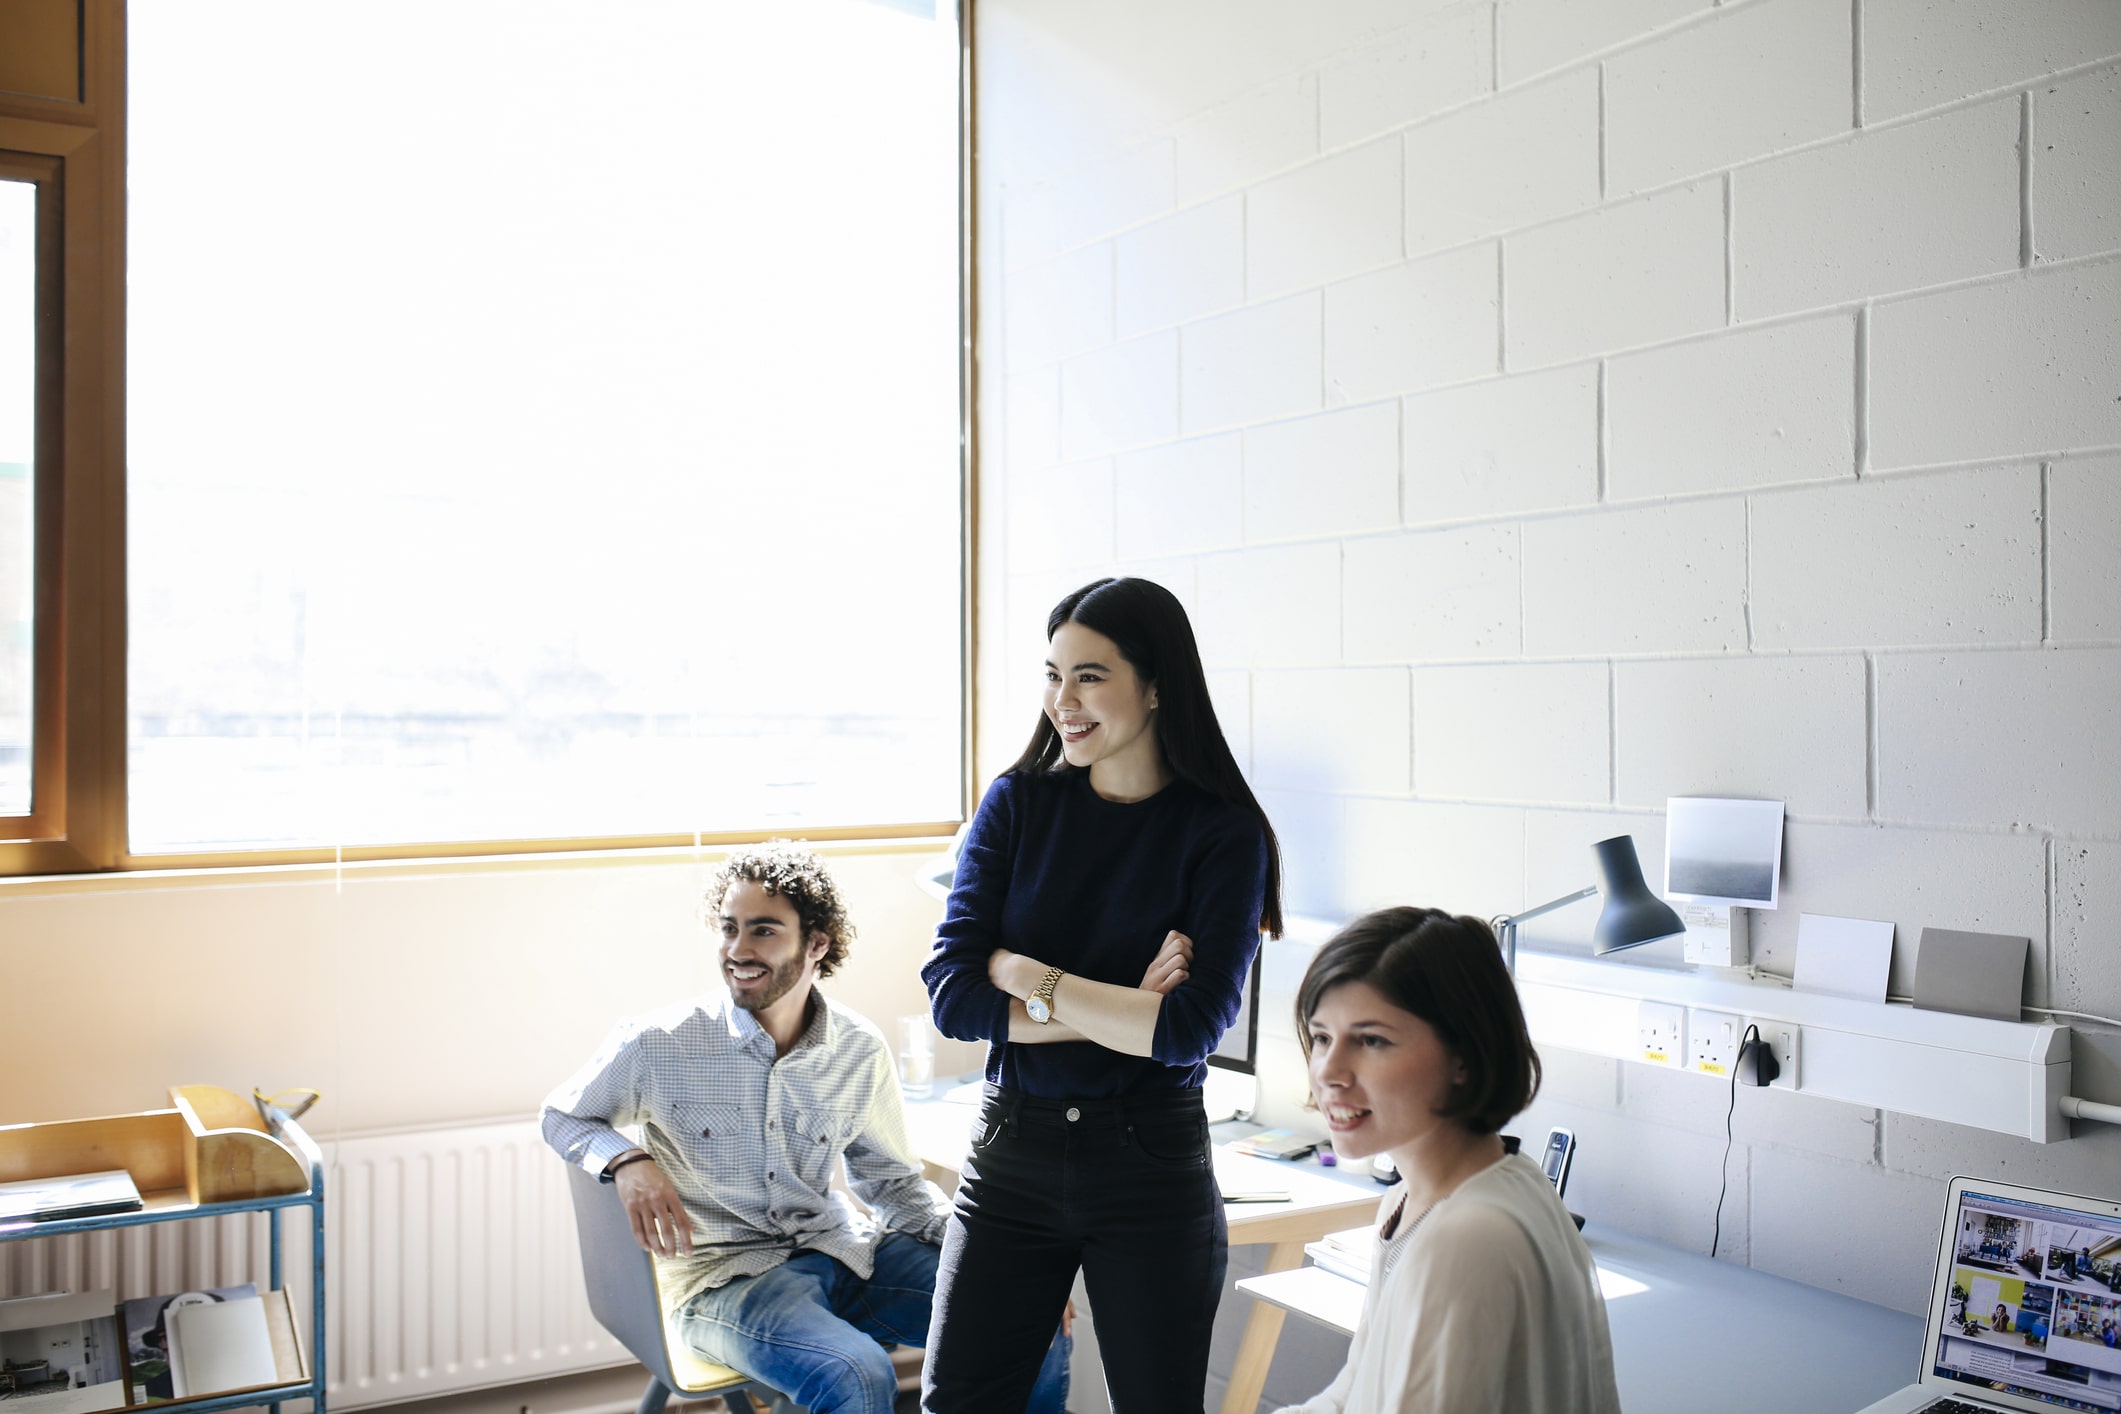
[1059,330,1178,459]
[1749,465,2044,650]
[1403,67,1601,255]
[1317,7,1492,151]
[1521,500,1749,656]
[1614,655,1867,816]
[1869,259,2121,469]
[1403,363,1597,524]
[1252,666,1410,794]
[1496,0,1706,86]
[1323,242,1500,405]
[1004,456,1112,572]
[2048,454,2121,641]
[1877,647,2121,834]
[1344,797,1527,918]
[1505,180,1726,367]
[1748,1151,1941,1312]
[1413,661,1610,804]
[1002,241,1113,369]
[1246,138,1404,302]
[2054,841,2121,1023]
[1004,367,1061,480]
[1116,194,1244,337]
[1242,401,1399,543]
[2033,62,2121,262]
[1172,73,1318,207]
[1179,291,1322,435]
[1605,314,1856,500]
[1192,540,1340,669]
[1113,433,1243,561]
[1005,139,1173,272]
[1733,99,2021,320]
[1342,523,1521,663]
[1602,0,1853,195]
[1860,0,2121,123]
[978,0,2121,1338]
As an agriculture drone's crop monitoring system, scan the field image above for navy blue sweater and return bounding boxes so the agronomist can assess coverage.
[922,767,1269,1097]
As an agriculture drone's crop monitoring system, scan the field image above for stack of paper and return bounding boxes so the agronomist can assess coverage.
[1306,1224,1376,1284]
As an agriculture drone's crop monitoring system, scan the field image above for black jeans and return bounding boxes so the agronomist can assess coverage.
[922,1084,1228,1414]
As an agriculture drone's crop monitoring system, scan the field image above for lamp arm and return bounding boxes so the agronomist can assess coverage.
[1492,884,1601,976]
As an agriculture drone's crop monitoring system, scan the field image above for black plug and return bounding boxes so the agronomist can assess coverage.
[1735,1029,1781,1088]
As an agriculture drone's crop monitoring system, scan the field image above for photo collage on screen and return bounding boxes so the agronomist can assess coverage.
[1935,1193,2121,1411]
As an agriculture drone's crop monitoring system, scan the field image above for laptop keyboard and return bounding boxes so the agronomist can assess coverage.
[1920,1401,2005,1413]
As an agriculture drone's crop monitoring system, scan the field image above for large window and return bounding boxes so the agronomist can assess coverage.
[120,1,967,858]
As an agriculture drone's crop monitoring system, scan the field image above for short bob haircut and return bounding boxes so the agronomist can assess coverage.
[1295,906,1541,1136]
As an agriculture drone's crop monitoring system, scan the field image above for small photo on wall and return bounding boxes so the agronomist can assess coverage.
[1664,797,1785,909]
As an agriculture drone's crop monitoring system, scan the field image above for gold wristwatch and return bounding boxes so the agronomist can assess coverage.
[1026,966,1064,1024]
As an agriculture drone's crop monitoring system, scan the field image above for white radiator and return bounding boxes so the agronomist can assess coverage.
[1,1117,631,1410]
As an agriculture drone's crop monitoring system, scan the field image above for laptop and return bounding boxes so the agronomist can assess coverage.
[1858,1177,2121,1414]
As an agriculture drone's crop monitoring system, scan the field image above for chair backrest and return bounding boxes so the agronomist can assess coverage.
[566,1163,685,1390]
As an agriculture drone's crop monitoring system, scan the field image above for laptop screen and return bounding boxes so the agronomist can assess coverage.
[1931,1187,2121,1411]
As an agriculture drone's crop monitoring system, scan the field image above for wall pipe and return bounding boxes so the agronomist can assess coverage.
[2060,1096,2121,1127]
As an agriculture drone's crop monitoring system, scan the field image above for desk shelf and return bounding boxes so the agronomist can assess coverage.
[0,1086,327,1414]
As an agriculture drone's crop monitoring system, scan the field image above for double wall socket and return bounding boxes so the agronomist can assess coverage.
[1688,1008,1743,1077]
[1637,1001,1685,1068]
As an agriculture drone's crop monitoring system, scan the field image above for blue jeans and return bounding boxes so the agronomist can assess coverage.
[676,1232,1069,1414]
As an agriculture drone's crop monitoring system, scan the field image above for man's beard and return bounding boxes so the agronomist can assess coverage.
[728,953,808,1013]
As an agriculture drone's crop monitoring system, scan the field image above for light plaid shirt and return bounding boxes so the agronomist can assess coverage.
[541,987,948,1309]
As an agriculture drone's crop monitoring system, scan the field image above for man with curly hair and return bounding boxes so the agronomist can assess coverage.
[542,841,1067,1414]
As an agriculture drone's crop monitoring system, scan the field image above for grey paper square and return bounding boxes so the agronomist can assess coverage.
[1912,927,2030,1023]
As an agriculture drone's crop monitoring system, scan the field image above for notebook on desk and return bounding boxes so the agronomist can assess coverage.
[1857,1177,2121,1414]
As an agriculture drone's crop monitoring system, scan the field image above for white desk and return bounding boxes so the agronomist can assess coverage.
[904,1093,1379,1414]
[1237,1222,1926,1414]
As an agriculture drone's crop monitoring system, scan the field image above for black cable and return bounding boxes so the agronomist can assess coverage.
[1710,1024,1761,1259]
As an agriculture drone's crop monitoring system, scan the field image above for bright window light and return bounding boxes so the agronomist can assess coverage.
[127,1,964,852]
[1596,1266,1651,1301]
[0,178,31,819]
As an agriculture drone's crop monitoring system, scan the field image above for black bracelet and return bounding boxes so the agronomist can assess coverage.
[606,1151,655,1179]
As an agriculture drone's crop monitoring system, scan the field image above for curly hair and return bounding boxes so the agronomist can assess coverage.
[707,840,856,978]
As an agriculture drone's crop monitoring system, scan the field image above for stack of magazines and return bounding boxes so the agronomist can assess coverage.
[0,1171,144,1225]
[1305,1224,1376,1284]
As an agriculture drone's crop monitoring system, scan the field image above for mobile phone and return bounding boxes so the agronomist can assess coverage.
[1540,1127,1575,1198]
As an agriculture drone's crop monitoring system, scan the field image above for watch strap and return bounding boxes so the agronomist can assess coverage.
[1032,966,1064,1020]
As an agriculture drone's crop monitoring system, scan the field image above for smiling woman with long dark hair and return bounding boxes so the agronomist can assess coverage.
[920,576,1282,1413]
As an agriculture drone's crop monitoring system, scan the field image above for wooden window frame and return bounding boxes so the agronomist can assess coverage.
[0,0,125,876]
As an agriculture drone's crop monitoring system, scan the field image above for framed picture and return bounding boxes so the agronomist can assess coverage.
[1664,797,1785,908]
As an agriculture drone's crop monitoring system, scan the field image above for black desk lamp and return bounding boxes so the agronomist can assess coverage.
[1492,834,1685,974]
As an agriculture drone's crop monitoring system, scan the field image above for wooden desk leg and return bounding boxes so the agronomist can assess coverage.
[1220,1239,1307,1414]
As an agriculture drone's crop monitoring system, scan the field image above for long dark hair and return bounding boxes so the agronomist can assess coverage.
[1011,577,1284,937]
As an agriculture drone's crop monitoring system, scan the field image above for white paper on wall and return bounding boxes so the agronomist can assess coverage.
[1792,913,1895,1003]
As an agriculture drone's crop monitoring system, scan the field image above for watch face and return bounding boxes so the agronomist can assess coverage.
[1027,995,1052,1023]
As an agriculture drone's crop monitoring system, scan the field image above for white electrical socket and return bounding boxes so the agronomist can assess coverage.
[1636,1001,1685,1068]
[1743,1016,1801,1091]
[1687,1008,1743,1077]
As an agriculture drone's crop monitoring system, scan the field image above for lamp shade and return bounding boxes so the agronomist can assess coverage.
[1590,834,1685,956]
